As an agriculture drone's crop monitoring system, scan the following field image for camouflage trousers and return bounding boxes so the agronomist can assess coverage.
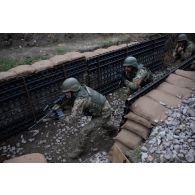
[77,100,117,150]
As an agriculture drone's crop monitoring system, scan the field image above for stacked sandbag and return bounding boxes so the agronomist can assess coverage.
[157,82,192,99]
[32,59,54,72]
[124,112,152,129]
[113,112,152,158]
[4,153,47,163]
[127,41,139,47]
[8,65,35,76]
[166,73,195,90]
[0,71,17,81]
[111,70,195,162]
[49,54,71,66]
[82,51,101,59]
[175,69,195,82]
[63,51,85,60]
[145,89,181,108]
[114,129,142,150]
[121,120,150,140]
[130,96,168,124]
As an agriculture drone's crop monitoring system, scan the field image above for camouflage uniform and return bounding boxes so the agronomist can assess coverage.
[173,40,195,61]
[122,65,152,94]
[190,60,195,71]
[63,85,117,158]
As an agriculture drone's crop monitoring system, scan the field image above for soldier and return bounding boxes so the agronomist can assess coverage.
[173,34,195,62]
[61,77,118,159]
[121,56,152,94]
[190,61,195,71]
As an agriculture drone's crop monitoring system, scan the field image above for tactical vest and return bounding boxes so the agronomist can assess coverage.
[77,85,106,116]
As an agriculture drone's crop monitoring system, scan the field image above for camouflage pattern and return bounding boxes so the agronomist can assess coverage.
[173,40,195,61]
[62,86,117,158]
[122,66,152,94]
[190,61,195,71]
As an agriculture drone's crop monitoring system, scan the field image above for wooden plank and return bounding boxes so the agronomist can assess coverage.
[109,143,130,163]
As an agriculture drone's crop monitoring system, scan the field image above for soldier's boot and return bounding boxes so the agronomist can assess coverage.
[68,137,87,159]
[103,121,119,137]
[68,147,84,159]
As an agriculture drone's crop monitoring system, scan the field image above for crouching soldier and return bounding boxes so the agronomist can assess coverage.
[173,34,195,62]
[121,56,152,94]
[61,77,118,159]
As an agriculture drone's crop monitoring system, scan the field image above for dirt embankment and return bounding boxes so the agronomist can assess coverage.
[0,33,158,71]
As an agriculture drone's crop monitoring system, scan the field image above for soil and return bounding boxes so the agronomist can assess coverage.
[0,33,155,61]
[0,88,128,163]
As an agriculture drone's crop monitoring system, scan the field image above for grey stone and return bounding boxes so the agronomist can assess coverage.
[173,139,180,144]
[191,142,195,147]
[174,145,180,151]
[164,142,171,147]
[164,153,171,160]
[28,138,34,142]
[173,135,180,139]
[141,153,148,162]
[141,146,148,152]
[149,147,155,154]
[178,153,184,158]
[187,109,195,117]
[185,152,195,162]
[159,131,166,138]
[21,139,26,144]
[16,143,20,147]
[190,123,195,133]
[187,139,194,143]
[182,107,188,115]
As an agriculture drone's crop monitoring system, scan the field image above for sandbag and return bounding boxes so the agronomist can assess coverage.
[8,65,35,76]
[166,73,195,90]
[130,96,168,124]
[4,153,47,163]
[114,141,130,154]
[82,51,98,59]
[32,60,54,72]
[109,143,130,163]
[0,71,17,81]
[116,44,127,49]
[157,82,192,99]
[106,45,120,52]
[94,48,108,55]
[121,120,150,140]
[175,69,195,81]
[128,41,139,47]
[50,54,71,65]
[114,129,142,149]
[64,52,84,60]
[124,112,152,128]
[146,89,181,108]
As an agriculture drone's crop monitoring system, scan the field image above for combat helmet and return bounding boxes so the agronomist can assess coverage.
[123,56,138,68]
[178,34,188,42]
[61,77,81,92]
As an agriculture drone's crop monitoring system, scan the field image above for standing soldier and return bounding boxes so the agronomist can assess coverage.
[61,77,118,159]
[121,56,152,94]
[173,34,195,62]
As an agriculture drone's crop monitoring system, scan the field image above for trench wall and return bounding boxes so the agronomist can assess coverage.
[0,36,168,139]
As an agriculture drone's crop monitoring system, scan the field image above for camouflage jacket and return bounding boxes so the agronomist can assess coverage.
[122,65,152,92]
[173,41,195,61]
[64,86,107,124]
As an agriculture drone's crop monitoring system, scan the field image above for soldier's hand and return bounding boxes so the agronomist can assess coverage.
[177,46,184,53]
[52,104,60,111]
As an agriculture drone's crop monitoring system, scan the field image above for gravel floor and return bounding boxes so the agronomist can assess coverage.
[0,88,127,163]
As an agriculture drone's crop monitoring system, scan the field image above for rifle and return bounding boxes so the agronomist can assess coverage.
[29,95,67,130]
